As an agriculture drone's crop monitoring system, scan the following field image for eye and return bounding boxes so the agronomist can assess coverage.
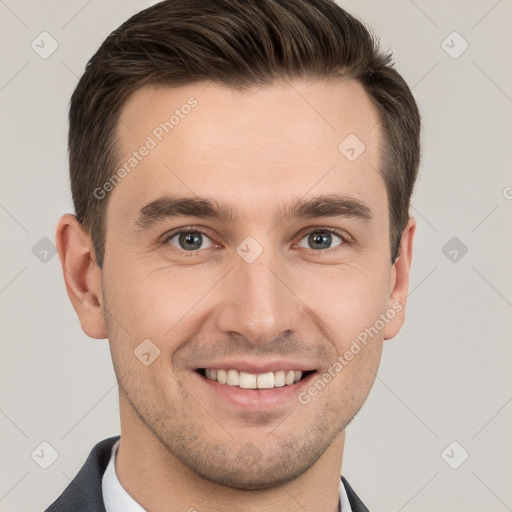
[164,229,215,251]
[296,229,345,251]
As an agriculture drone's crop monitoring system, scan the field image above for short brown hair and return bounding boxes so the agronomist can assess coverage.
[69,0,420,268]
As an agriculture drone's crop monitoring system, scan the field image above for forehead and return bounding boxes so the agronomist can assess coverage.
[108,79,386,230]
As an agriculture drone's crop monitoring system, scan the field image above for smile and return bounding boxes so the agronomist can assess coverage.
[197,368,315,389]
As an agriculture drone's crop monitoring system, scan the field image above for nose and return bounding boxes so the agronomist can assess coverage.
[216,247,303,347]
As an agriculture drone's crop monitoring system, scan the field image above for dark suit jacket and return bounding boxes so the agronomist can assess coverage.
[44,436,369,511]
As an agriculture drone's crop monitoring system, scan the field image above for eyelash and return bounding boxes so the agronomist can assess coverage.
[162,226,350,256]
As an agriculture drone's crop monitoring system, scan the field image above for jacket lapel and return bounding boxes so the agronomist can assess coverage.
[45,435,119,512]
[341,476,370,512]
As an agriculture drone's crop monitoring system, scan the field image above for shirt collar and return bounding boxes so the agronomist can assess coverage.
[102,439,352,512]
[102,439,145,512]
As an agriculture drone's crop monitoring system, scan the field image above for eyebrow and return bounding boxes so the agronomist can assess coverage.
[132,193,373,231]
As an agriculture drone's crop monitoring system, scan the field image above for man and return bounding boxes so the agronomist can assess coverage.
[48,0,420,510]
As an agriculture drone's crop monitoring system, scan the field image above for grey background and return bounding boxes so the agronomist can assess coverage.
[1,0,511,511]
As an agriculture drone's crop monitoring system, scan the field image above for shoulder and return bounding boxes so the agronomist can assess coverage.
[44,435,120,512]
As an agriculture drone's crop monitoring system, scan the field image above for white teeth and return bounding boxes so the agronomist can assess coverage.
[274,371,286,387]
[239,371,257,389]
[227,369,239,386]
[202,368,308,389]
[257,372,274,389]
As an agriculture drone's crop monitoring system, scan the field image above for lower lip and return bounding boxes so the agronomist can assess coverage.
[193,370,317,412]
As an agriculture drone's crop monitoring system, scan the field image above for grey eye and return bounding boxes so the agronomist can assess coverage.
[167,231,214,251]
[297,230,343,251]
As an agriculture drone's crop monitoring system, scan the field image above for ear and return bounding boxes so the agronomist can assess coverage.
[55,214,107,339]
[383,216,416,340]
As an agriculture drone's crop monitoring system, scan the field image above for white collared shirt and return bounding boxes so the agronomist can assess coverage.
[102,439,352,512]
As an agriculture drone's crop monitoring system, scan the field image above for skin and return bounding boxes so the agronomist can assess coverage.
[56,78,415,512]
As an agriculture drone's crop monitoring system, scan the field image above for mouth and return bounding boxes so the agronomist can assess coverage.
[191,364,319,412]
[195,368,316,389]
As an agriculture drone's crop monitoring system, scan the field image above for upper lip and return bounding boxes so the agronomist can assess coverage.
[195,359,316,374]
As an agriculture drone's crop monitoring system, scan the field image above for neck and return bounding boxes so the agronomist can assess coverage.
[115,394,345,512]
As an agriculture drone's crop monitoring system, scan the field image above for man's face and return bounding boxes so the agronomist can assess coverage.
[98,79,406,488]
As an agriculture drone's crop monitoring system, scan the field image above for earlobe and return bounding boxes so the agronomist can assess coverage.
[383,217,416,340]
[55,214,107,339]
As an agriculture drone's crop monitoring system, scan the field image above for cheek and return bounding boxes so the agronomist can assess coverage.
[296,264,390,345]
[105,263,219,342]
